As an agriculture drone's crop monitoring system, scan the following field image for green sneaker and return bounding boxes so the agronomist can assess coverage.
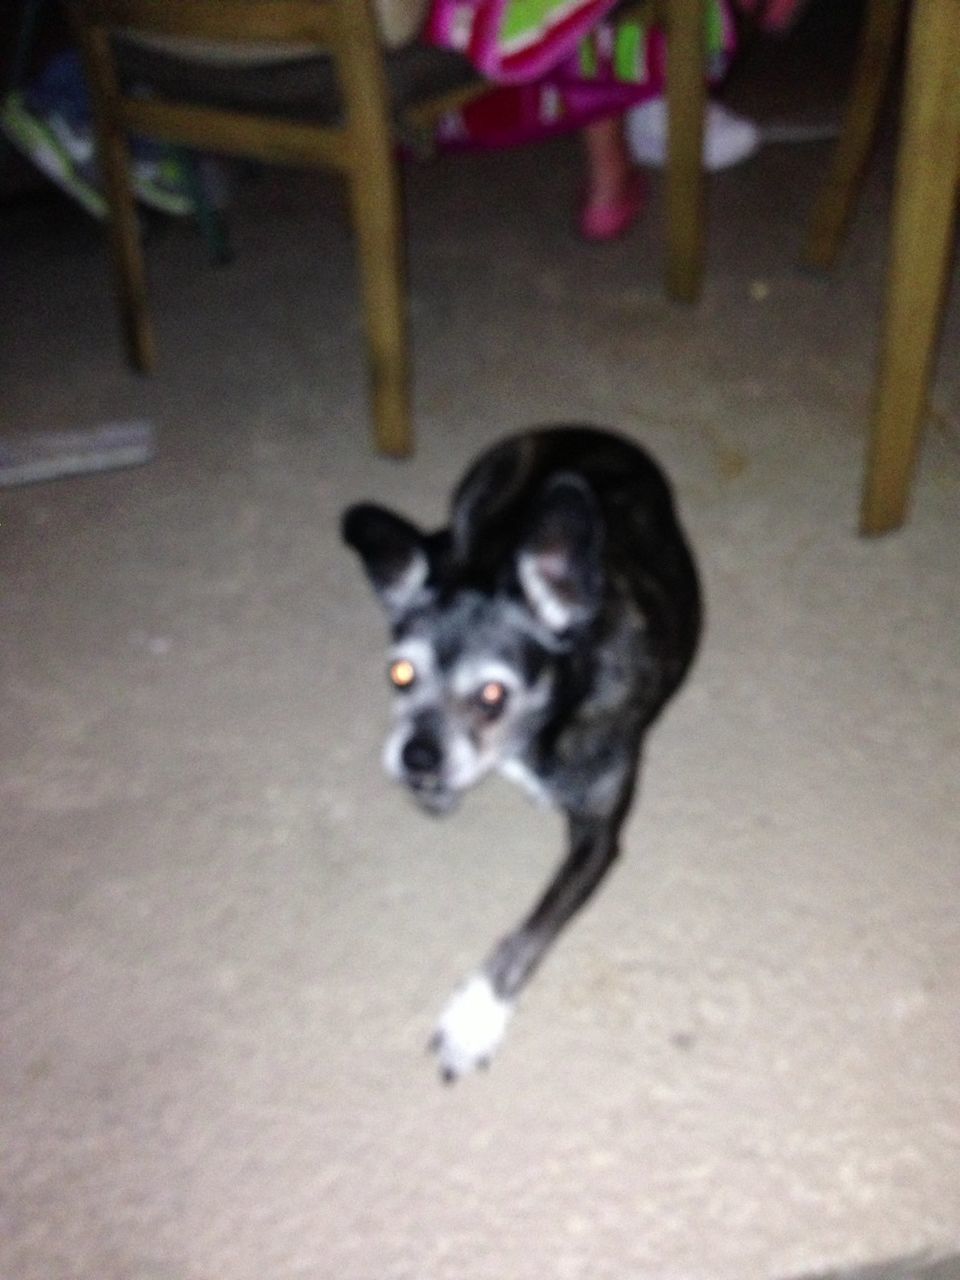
[0,91,106,218]
[130,149,195,217]
[1,91,195,218]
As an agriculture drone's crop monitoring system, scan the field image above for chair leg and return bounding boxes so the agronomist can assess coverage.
[802,0,906,271]
[665,0,706,302]
[347,164,412,459]
[860,0,960,535]
[77,26,155,372]
[101,129,155,372]
[335,0,413,457]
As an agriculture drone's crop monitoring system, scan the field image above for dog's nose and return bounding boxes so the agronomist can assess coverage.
[402,734,442,776]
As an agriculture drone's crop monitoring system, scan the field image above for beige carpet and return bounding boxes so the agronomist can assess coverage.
[2,29,959,1280]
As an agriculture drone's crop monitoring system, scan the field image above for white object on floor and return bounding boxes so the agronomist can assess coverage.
[0,421,155,487]
[625,96,840,172]
[626,97,761,171]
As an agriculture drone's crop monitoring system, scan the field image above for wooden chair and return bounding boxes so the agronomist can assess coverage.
[72,0,710,458]
[803,0,960,533]
[71,0,479,457]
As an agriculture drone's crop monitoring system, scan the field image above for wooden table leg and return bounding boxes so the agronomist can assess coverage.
[665,0,706,302]
[860,0,960,534]
[802,0,906,271]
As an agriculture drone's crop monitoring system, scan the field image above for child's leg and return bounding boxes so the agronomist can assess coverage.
[579,114,646,240]
[582,116,632,204]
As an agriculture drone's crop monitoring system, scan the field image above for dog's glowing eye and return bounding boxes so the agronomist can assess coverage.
[477,681,509,714]
[389,658,417,690]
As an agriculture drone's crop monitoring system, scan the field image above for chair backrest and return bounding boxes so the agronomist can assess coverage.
[76,0,336,40]
[70,0,393,173]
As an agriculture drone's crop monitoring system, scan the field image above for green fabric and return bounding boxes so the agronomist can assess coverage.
[502,0,728,83]
[613,20,644,82]
[706,0,723,53]
[499,0,571,46]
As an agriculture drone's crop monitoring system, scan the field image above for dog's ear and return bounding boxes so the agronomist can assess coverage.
[342,504,431,616]
[516,475,603,633]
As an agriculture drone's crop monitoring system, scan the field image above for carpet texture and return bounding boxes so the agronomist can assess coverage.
[1,30,959,1280]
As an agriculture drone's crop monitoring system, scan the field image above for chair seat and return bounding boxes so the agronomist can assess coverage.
[115,36,478,125]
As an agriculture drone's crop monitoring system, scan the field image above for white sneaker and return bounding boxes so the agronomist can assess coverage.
[625,96,760,171]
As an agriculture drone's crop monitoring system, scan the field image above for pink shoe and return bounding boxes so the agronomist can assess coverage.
[579,171,647,242]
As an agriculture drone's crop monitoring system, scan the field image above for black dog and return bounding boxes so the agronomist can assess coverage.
[342,426,701,1079]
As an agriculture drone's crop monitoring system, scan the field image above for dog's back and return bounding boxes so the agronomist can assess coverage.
[449,426,702,714]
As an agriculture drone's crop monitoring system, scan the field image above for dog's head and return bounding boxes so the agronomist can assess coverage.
[342,475,602,814]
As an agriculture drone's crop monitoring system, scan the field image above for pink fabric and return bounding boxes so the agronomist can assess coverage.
[421,0,735,154]
[424,0,624,85]
[430,25,670,152]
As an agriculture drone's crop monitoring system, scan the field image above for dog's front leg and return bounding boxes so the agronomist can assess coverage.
[430,807,626,1082]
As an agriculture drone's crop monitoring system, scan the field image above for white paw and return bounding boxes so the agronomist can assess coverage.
[430,974,513,1082]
